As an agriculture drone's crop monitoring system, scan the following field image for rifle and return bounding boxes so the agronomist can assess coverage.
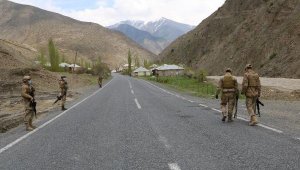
[53,95,63,104]
[233,90,239,118]
[29,90,37,118]
[256,98,264,117]
[30,100,37,118]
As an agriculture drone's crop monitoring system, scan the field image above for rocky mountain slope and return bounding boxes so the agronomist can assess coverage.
[0,0,157,68]
[110,24,167,55]
[160,0,300,78]
[109,18,195,54]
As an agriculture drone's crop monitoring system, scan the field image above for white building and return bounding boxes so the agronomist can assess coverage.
[133,67,151,77]
[154,64,184,76]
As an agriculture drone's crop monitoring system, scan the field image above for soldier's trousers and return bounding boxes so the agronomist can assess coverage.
[61,95,66,107]
[220,92,235,117]
[246,97,257,117]
[24,109,34,125]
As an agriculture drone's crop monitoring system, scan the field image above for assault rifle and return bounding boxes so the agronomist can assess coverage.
[53,92,66,105]
[53,95,63,105]
[233,90,239,118]
[256,98,264,117]
[29,90,37,118]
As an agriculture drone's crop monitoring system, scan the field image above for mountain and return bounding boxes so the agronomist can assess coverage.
[109,18,195,54]
[110,24,168,55]
[0,0,157,68]
[160,0,300,78]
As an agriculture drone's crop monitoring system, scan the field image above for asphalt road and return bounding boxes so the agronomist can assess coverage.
[0,74,299,170]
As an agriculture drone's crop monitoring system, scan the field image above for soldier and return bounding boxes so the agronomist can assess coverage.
[216,68,238,122]
[21,76,37,131]
[98,74,103,88]
[59,76,68,111]
[241,64,261,126]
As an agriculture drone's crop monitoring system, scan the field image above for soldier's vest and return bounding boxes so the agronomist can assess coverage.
[247,71,259,87]
[223,74,235,89]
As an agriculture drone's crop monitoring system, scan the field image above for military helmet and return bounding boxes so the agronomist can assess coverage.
[23,76,31,82]
[245,64,252,69]
[225,68,232,73]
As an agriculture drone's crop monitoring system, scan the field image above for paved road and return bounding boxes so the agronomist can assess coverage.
[0,74,299,170]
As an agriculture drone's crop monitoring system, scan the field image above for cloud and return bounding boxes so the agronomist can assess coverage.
[9,0,225,26]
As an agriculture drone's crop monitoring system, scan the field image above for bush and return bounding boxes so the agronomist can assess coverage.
[195,69,207,82]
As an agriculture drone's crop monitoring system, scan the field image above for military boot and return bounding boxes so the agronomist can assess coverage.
[29,120,37,129]
[62,106,67,111]
[249,115,258,126]
[25,124,34,131]
[222,116,227,122]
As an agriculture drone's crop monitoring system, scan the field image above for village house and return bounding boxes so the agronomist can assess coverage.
[133,67,151,77]
[154,64,184,76]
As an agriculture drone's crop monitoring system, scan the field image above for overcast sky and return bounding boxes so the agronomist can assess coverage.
[10,0,226,26]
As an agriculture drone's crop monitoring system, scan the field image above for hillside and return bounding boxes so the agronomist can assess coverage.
[160,0,300,78]
[0,0,157,68]
[109,18,195,54]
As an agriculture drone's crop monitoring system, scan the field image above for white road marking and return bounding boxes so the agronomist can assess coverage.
[257,124,283,134]
[134,98,142,109]
[236,116,248,121]
[131,90,134,95]
[168,163,181,170]
[0,79,114,155]
[237,116,283,133]
[128,80,132,89]
[212,108,222,113]
[158,136,171,149]
[199,104,208,108]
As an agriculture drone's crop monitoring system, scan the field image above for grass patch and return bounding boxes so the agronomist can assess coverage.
[146,76,217,98]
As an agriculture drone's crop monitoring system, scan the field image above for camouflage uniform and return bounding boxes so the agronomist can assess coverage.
[241,64,261,126]
[59,76,68,110]
[21,76,36,131]
[98,75,103,88]
[216,69,238,122]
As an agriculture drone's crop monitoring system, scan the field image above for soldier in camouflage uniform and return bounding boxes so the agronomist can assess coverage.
[98,74,103,88]
[59,76,68,111]
[21,76,37,131]
[216,68,238,122]
[241,64,261,126]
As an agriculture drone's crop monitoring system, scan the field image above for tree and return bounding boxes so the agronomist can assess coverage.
[92,57,110,77]
[128,49,132,75]
[143,59,149,68]
[134,55,140,67]
[48,38,60,71]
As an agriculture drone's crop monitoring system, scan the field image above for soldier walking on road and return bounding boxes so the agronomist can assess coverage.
[98,74,103,88]
[241,64,261,126]
[59,76,68,111]
[21,76,37,131]
[216,68,238,122]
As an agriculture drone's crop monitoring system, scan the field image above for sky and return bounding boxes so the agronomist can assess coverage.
[9,0,226,26]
